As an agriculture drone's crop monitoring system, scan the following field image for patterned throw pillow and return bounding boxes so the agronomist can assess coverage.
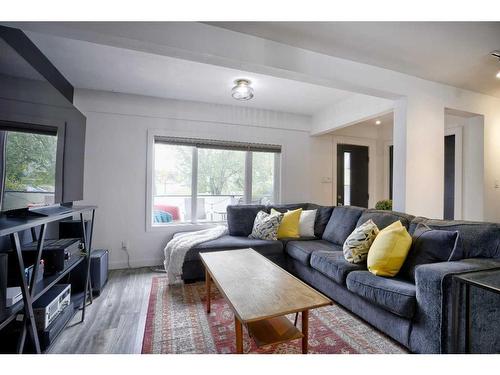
[343,219,379,263]
[248,211,283,240]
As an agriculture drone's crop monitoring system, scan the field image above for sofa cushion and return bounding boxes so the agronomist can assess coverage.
[185,235,283,262]
[227,205,265,236]
[357,209,414,230]
[410,217,500,259]
[310,250,367,285]
[285,240,341,265]
[346,271,417,319]
[307,204,334,238]
[322,206,365,245]
[267,203,309,213]
[399,223,461,282]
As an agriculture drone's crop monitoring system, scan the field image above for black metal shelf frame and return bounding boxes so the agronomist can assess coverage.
[0,255,85,330]
[0,205,96,353]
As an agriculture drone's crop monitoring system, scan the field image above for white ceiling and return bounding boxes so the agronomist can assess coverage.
[25,32,353,116]
[353,111,394,129]
[206,22,500,98]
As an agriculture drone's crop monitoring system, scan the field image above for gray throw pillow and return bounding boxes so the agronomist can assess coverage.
[399,223,461,282]
[248,211,283,241]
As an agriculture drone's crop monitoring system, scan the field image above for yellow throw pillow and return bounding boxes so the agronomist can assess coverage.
[271,208,302,239]
[367,221,412,277]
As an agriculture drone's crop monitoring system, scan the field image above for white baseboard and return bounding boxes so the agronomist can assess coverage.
[109,256,163,270]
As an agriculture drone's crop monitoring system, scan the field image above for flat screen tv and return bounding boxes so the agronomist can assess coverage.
[0,26,86,214]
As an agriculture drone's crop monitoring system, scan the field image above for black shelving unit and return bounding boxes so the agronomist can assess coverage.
[0,205,96,353]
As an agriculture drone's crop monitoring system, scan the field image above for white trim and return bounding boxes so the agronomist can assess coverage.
[145,130,155,232]
[146,127,282,231]
[109,256,165,270]
[445,127,463,220]
[332,136,377,208]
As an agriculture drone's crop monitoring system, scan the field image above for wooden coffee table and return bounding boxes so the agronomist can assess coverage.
[200,248,332,354]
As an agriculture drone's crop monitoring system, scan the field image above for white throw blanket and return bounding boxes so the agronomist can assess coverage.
[163,225,228,284]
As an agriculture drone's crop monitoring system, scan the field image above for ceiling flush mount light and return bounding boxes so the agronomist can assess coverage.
[231,79,254,101]
[375,120,382,125]
[491,50,500,79]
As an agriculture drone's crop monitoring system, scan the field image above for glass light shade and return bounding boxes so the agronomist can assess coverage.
[231,79,254,101]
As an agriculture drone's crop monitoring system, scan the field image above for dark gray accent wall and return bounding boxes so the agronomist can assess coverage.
[0,75,86,204]
[0,27,86,207]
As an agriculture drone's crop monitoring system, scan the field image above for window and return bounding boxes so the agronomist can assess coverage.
[197,148,245,222]
[252,151,275,204]
[2,130,57,211]
[153,143,193,223]
[151,136,280,225]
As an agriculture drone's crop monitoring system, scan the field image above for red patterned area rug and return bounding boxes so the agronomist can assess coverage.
[142,276,407,354]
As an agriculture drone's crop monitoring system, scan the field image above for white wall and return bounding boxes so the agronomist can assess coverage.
[310,121,393,208]
[74,89,313,269]
[312,94,393,135]
[445,113,484,220]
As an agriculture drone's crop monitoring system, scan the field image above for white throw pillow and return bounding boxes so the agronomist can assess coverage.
[295,209,317,237]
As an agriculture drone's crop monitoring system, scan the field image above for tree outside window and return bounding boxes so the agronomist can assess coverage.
[153,140,279,225]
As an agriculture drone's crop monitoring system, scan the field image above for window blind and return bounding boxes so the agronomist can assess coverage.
[154,136,281,153]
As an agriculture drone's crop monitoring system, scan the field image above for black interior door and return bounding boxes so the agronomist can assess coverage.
[389,145,393,200]
[444,135,455,220]
[337,144,369,207]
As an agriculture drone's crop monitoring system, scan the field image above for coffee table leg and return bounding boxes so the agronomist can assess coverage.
[235,318,243,354]
[302,310,309,354]
[205,269,211,314]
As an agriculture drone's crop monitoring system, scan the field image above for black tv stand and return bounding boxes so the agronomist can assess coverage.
[0,205,97,353]
[6,205,74,218]
[29,205,74,217]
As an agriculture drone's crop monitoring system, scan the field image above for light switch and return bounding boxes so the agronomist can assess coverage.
[321,177,332,183]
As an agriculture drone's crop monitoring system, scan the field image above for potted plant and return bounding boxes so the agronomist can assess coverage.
[375,199,392,211]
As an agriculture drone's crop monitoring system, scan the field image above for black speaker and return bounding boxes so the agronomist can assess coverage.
[0,253,7,315]
[72,249,108,296]
[89,250,108,296]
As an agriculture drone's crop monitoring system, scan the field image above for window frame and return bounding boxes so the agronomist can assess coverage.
[146,130,281,231]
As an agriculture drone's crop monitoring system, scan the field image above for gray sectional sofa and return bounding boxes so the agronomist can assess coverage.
[179,203,500,353]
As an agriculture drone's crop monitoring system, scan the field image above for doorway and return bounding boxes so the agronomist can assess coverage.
[444,134,456,220]
[337,144,369,207]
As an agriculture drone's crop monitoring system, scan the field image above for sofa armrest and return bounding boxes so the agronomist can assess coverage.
[411,258,500,353]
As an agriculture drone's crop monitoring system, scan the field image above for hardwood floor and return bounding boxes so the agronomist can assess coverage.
[49,267,157,354]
